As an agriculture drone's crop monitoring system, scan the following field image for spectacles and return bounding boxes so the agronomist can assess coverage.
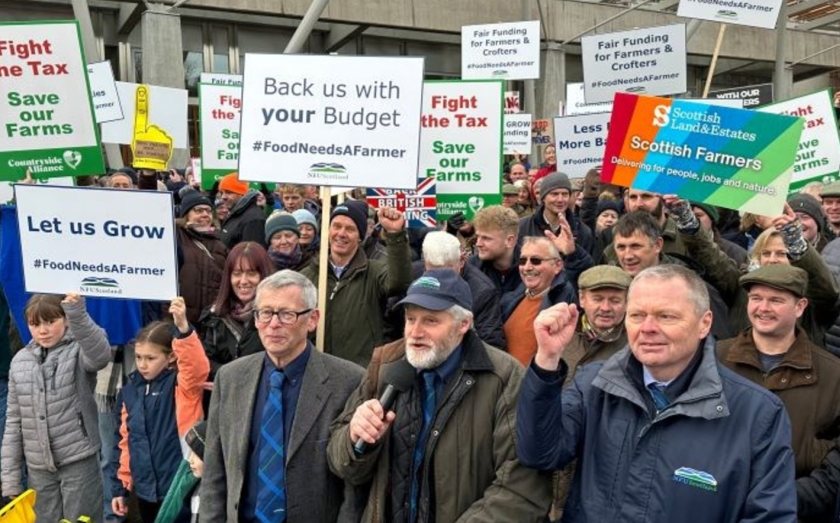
[518,256,558,266]
[254,308,313,325]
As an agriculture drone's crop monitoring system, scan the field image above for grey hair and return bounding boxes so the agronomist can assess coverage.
[447,304,474,325]
[630,264,710,315]
[521,236,561,259]
[255,269,317,309]
[422,231,462,269]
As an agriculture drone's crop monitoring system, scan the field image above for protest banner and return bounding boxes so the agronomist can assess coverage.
[200,72,243,86]
[565,82,612,115]
[582,24,687,104]
[14,184,178,301]
[532,119,553,146]
[504,91,521,114]
[504,113,532,155]
[757,90,840,189]
[238,54,424,189]
[709,83,773,108]
[553,112,611,178]
[461,21,540,80]
[200,76,242,189]
[367,177,437,228]
[0,21,105,181]
[86,61,123,123]
[419,80,503,219]
[677,0,783,29]
[601,93,803,216]
[101,82,188,152]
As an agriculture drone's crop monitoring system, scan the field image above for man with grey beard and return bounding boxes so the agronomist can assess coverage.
[328,269,551,523]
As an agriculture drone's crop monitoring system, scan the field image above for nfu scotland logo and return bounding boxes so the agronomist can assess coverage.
[672,467,718,492]
[80,276,123,295]
[308,162,348,181]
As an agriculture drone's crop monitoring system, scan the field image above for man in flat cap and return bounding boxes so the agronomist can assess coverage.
[717,264,840,522]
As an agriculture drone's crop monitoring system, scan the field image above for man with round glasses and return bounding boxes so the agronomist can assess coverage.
[501,236,577,366]
[201,270,364,521]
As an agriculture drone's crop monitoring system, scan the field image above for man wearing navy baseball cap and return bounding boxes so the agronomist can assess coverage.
[328,269,551,522]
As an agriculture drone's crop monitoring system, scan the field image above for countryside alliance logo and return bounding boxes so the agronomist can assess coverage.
[308,162,348,181]
[62,150,82,170]
[80,276,123,295]
[672,467,718,492]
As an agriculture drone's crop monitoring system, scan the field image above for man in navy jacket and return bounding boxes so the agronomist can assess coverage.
[516,264,796,522]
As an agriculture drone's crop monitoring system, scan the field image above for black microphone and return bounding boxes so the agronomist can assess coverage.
[353,358,416,454]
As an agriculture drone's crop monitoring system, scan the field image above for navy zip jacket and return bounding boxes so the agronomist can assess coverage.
[516,338,797,522]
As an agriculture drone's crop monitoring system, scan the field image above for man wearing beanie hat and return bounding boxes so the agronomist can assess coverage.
[821,181,840,238]
[519,171,595,287]
[217,172,267,249]
[717,264,840,521]
[301,203,412,366]
[788,193,828,250]
[265,211,310,272]
[328,269,551,522]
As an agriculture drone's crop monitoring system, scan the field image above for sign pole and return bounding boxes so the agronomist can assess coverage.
[702,24,727,98]
[315,186,332,352]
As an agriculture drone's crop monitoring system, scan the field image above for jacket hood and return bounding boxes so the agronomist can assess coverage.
[228,190,260,217]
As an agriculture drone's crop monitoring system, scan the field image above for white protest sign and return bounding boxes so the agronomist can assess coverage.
[553,112,611,178]
[15,185,178,300]
[238,54,424,189]
[419,81,503,219]
[86,61,123,123]
[200,81,241,184]
[0,176,74,203]
[200,73,243,86]
[461,21,540,80]
[504,113,532,154]
[101,82,189,148]
[758,90,840,190]
[565,82,613,115]
[677,0,783,29]
[0,21,105,181]
[582,24,687,104]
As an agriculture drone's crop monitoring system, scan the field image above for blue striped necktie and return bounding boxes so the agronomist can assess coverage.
[256,369,287,523]
[648,382,669,412]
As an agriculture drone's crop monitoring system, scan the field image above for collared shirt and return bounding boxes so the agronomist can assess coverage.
[630,345,704,411]
[240,343,312,522]
[422,345,463,405]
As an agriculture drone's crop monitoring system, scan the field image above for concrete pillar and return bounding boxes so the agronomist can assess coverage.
[774,1,792,101]
[536,43,565,120]
[141,6,189,169]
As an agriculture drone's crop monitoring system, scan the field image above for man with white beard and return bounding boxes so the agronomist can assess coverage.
[327,269,551,523]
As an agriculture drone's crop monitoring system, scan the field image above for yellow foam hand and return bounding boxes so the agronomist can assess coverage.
[130,85,173,171]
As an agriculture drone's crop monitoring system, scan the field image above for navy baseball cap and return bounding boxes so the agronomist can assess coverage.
[397,269,473,311]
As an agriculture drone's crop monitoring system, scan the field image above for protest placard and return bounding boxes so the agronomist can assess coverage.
[504,91,521,114]
[601,93,803,216]
[0,21,105,181]
[86,61,123,123]
[200,76,242,189]
[553,112,611,178]
[565,82,612,115]
[532,119,553,146]
[677,0,783,29]
[419,80,503,219]
[367,177,437,228]
[14,184,178,301]
[238,54,424,189]
[461,21,540,80]
[200,72,243,87]
[0,176,74,204]
[582,24,687,104]
[758,90,840,189]
[100,82,189,150]
[709,83,773,108]
[504,113,532,154]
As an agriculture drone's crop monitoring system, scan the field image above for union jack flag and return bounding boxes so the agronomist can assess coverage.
[366,177,437,228]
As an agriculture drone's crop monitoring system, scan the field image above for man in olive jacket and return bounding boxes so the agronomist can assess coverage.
[327,270,551,522]
[301,201,412,366]
[717,265,840,522]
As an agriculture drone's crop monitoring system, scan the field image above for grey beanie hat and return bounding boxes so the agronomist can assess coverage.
[540,172,572,201]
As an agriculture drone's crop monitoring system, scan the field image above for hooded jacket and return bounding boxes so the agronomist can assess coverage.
[220,192,266,249]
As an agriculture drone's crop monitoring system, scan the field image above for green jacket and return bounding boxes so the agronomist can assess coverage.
[302,231,412,366]
[326,332,552,523]
[681,229,839,346]
[601,216,687,265]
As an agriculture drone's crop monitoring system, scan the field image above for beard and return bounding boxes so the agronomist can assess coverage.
[405,332,460,370]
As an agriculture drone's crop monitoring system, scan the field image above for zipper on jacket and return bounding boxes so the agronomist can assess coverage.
[77,412,88,438]
[329,281,341,301]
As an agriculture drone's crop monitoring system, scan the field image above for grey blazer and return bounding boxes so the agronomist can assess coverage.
[200,348,365,522]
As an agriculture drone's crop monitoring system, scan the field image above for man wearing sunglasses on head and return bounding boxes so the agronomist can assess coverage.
[501,236,578,366]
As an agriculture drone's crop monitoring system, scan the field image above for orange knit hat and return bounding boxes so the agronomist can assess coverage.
[218,172,248,195]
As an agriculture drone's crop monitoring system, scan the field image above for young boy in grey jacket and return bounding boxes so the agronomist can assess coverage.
[2,293,111,522]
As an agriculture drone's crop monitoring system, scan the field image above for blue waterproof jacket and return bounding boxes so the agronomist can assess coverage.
[516,338,797,522]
